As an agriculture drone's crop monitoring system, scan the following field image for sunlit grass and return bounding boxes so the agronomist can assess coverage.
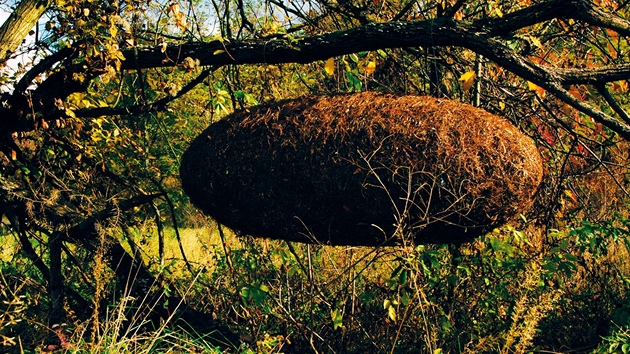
[0,235,18,262]
[3,219,630,352]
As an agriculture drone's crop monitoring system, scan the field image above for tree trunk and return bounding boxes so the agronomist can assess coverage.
[0,0,52,63]
[48,231,65,326]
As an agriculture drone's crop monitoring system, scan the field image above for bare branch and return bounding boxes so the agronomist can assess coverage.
[443,0,467,18]
[554,64,630,85]
[392,0,419,22]
[544,81,630,141]
[14,47,75,94]
[595,83,630,126]
[573,0,630,37]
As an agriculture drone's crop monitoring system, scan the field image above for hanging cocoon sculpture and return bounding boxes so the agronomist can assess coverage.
[180,92,543,246]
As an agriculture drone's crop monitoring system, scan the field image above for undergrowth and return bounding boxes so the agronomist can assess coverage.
[2,216,630,353]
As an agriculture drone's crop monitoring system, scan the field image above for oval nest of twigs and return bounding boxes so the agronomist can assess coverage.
[180,92,543,246]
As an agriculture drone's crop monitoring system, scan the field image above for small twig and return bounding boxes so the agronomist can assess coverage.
[156,185,193,274]
[443,0,467,18]
[216,222,234,274]
[474,54,483,107]
[578,141,630,198]
[150,201,165,267]
[392,0,418,22]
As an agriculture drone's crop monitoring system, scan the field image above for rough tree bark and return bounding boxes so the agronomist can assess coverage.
[0,0,52,63]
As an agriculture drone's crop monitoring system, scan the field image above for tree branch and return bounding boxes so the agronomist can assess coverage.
[9,0,630,143]
[572,0,630,37]
[545,81,630,141]
[554,64,630,85]
[64,193,164,247]
[14,47,75,94]
[74,66,217,118]
[595,83,630,125]
[477,0,575,36]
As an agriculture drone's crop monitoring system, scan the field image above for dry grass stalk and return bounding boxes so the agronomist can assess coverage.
[502,267,563,354]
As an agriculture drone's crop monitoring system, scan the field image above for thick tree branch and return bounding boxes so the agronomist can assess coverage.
[477,0,573,36]
[8,0,630,142]
[120,18,629,86]
[14,47,75,94]
[572,0,630,37]
[124,19,493,70]
[554,65,630,85]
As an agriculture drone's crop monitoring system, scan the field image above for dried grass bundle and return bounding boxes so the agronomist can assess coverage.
[181,92,543,245]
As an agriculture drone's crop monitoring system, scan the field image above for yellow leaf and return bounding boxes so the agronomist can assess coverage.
[176,13,187,30]
[527,81,546,98]
[564,189,578,203]
[388,305,397,322]
[11,150,16,160]
[562,103,573,116]
[213,49,225,55]
[365,61,376,76]
[324,57,335,76]
[499,101,505,110]
[168,2,180,15]
[528,35,542,49]
[458,71,476,92]
[527,81,537,91]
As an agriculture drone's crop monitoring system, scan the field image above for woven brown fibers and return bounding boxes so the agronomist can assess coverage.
[180,92,543,246]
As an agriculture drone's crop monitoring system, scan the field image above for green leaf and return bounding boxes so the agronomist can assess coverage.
[331,308,344,330]
[401,289,411,306]
[346,70,362,91]
[398,269,408,285]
